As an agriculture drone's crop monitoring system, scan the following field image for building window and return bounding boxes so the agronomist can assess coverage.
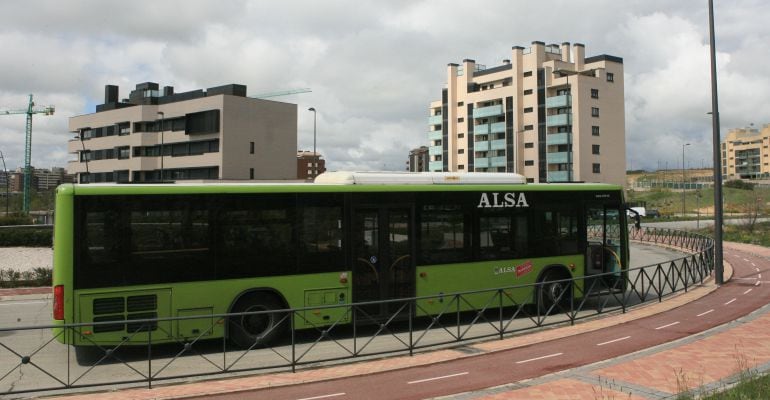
[524,125,534,131]
[591,89,599,99]
[524,107,533,113]
[591,107,600,117]
[524,89,533,95]
[457,102,464,107]
[117,146,130,160]
[524,160,534,166]
[458,165,465,170]
[607,72,614,82]
[250,142,255,154]
[458,133,465,138]
[524,142,534,149]
[523,71,533,77]
[250,168,254,179]
[458,149,465,154]
[593,163,601,173]
[592,126,600,136]
[592,145,600,155]
[458,117,464,123]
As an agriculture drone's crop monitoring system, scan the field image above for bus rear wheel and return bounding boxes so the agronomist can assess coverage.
[229,293,287,348]
[538,270,572,314]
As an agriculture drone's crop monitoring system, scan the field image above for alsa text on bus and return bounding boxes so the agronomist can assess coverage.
[477,192,529,208]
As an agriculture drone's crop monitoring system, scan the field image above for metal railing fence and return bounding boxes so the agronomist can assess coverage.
[0,227,714,397]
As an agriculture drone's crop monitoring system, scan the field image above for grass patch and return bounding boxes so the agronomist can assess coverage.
[693,222,770,247]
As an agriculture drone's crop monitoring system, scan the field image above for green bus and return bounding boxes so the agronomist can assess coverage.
[52,171,631,347]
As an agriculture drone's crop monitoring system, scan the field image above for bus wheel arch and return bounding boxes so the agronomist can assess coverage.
[227,289,289,348]
[536,265,573,313]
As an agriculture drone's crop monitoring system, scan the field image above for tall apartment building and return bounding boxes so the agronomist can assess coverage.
[68,82,297,183]
[407,146,430,172]
[296,150,326,180]
[721,125,770,179]
[428,41,625,185]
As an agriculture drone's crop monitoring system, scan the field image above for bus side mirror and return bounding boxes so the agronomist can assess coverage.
[626,207,641,230]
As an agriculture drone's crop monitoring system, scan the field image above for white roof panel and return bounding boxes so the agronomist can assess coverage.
[314,171,527,185]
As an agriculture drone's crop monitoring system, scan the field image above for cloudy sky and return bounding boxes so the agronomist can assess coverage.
[1,0,768,174]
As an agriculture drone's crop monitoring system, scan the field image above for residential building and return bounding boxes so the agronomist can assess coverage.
[428,41,625,185]
[407,146,430,172]
[722,125,770,179]
[297,150,326,180]
[68,82,297,183]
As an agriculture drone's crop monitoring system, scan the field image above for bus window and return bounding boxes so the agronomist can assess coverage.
[478,208,528,261]
[419,204,467,265]
[298,205,344,274]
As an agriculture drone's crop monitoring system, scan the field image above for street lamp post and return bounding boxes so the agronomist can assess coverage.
[708,0,724,285]
[308,107,317,179]
[682,143,690,217]
[157,112,165,182]
[0,150,8,215]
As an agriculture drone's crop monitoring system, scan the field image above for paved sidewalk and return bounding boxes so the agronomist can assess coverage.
[38,242,770,400]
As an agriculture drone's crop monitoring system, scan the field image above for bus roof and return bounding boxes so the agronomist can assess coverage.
[314,171,527,185]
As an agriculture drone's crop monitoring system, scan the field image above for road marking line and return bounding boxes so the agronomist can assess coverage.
[516,353,563,364]
[297,393,346,400]
[655,321,680,330]
[757,267,761,272]
[756,281,761,286]
[0,301,47,306]
[753,263,757,267]
[597,336,631,346]
[760,274,763,279]
[734,277,757,281]
[697,309,714,317]
[725,298,737,305]
[744,258,751,262]
[744,288,753,295]
[407,371,468,384]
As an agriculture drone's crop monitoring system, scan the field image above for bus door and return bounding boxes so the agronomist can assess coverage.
[352,206,414,317]
[585,204,624,290]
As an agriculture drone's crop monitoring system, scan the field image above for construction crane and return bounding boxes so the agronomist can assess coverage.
[0,95,55,214]
[250,88,312,99]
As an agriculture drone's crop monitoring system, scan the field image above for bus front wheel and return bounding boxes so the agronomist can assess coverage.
[229,293,287,348]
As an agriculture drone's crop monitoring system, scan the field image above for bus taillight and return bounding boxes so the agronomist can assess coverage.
[53,285,64,320]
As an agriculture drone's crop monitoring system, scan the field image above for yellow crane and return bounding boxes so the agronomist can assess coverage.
[0,94,55,213]
[250,88,312,99]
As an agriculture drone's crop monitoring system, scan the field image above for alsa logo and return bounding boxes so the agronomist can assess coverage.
[477,192,529,208]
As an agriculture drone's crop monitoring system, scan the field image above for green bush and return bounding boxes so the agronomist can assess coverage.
[0,267,52,288]
[724,179,755,190]
[0,227,52,247]
[0,214,34,226]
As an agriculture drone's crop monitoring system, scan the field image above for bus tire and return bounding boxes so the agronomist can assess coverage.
[228,293,287,348]
[537,268,572,314]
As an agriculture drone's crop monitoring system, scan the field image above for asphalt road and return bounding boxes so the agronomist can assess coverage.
[196,244,770,400]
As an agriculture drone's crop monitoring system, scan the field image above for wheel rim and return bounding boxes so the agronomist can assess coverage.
[240,305,274,339]
[547,281,563,302]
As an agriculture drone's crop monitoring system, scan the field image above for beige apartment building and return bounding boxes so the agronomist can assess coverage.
[428,41,626,185]
[68,82,297,183]
[721,124,770,179]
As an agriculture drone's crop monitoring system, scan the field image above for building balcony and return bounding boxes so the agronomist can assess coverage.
[429,145,443,156]
[546,132,570,146]
[545,94,571,109]
[473,105,503,119]
[475,141,489,151]
[490,156,506,168]
[490,121,506,134]
[490,139,506,151]
[475,157,489,168]
[428,130,442,141]
[429,161,444,171]
[547,170,570,182]
[546,113,572,126]
[473,124,489,135]
[428,115,443,126]
[546,151,572,164]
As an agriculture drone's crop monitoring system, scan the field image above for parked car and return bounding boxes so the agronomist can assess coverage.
[646,209,660,218]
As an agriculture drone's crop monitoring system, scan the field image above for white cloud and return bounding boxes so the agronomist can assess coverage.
[0,0,768,175]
